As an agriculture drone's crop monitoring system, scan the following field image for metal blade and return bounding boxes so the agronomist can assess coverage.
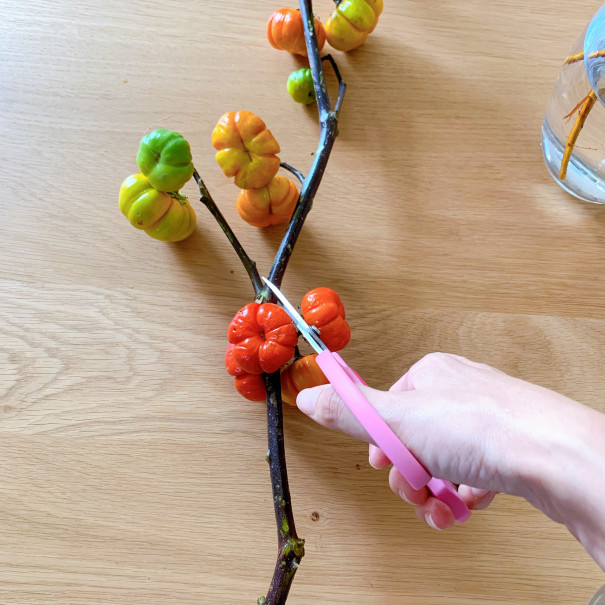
[261,277,326,354]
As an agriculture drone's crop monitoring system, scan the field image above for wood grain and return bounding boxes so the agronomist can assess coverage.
[1,0,604,602]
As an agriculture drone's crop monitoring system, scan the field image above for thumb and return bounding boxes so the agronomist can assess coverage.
[296,384,401,445]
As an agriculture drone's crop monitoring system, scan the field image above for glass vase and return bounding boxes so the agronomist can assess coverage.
[587,584,605,605]
[542,4,605,203]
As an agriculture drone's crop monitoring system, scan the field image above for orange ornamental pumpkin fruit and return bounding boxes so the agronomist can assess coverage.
[267,8,326,57]
[234,373,267,402]
[228,302,298,374]
[237,176,298,228]
[281,354,329,407]
[211,110,281,190]
[301,287,351,351]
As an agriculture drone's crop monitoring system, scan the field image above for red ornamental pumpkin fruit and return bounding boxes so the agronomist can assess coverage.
[225,343,246,376]
[228,302,298,374]
[234,373,266,402]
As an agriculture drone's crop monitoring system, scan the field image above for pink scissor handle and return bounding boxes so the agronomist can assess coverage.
[317,351,471,523]
[427,478,471,522]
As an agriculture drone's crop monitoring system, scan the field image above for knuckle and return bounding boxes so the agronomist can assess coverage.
[406,352,470,390]
[406,352,449,387]
[314,389,344,426]
[423,351,453,366]
[410,352,443,376]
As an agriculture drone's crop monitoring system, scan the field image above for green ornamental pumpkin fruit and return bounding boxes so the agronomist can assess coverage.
[136,129,194,192]
[287,68,316,105]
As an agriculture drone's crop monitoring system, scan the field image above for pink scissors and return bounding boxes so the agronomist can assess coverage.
[262,277,471,523]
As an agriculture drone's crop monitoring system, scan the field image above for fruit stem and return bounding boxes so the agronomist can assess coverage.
[192,170,263,296]
[280,162,305,185]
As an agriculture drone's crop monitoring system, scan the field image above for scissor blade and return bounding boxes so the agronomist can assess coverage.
[261,277,326,354]
[262,277,306,325]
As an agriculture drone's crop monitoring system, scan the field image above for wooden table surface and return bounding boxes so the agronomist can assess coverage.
[2,1,605,603]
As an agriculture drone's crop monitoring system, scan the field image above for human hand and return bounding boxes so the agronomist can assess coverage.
[368,391,496,530]
[296,353,605,568]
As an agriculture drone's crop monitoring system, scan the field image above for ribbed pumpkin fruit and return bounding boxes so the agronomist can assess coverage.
[237,176,298,228]
[211,110,280,190]
[119,173,196,242]
[267,8,326,56]
[227,302,298,374]
[281,354,329,406]
[136,129,194,192]
[325,0,383,52]
[301,287,350,351]
[234,373,266,402]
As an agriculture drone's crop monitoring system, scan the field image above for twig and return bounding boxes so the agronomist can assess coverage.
[564,49,605,65]
[280,162,305,185]
[564,51,585,65]
[192,170,263,295]
[559,48,605,180]
[321,54,346,118]
[564,97,588,123]
[559,89,597,180]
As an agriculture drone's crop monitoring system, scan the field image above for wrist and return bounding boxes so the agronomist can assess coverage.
[513,391,605,569]
[556,404,605,570]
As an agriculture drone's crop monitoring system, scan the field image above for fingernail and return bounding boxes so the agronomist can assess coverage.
[425,513,442,531]
[296,389,317,415]
[398,491,412,504]
[468,487,487,498]
[369,455,379,469]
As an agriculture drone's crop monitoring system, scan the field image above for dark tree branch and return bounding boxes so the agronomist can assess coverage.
[257,372,305,605]
[259,2,347,604]
[191,2,346,602]
[260,1,347,296]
